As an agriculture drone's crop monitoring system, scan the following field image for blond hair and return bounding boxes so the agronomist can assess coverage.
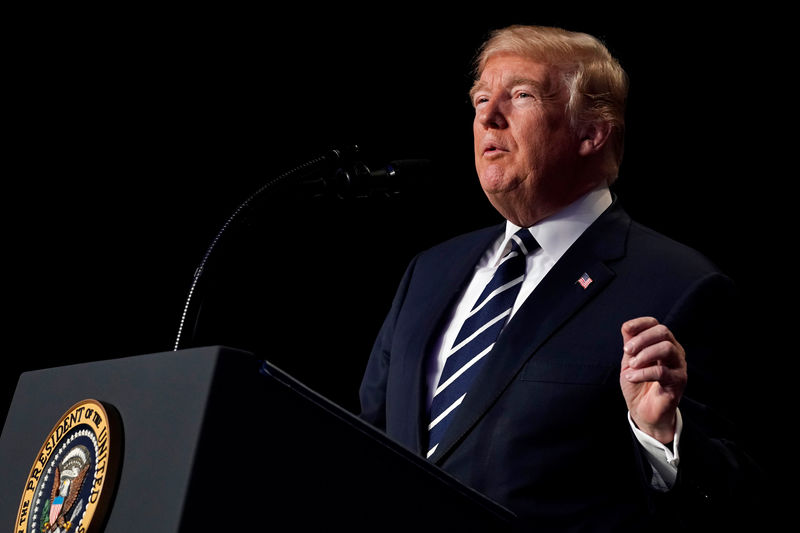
[474,25,629,181]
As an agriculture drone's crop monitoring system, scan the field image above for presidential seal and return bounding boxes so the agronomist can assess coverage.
[15,399,121,533]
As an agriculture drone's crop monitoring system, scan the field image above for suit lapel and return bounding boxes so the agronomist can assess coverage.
[394,224,504,454]
[428,203,631,463]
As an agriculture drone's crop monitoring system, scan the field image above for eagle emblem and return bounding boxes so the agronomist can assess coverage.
[40,445,91,532]
[16,399,121,533]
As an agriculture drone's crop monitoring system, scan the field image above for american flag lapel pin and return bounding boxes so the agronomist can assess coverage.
[577,272,593,289]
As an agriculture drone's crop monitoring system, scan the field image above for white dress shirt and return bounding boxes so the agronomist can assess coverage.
[425,186,680,489]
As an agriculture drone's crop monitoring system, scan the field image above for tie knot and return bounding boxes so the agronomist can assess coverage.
[509,228,539,257]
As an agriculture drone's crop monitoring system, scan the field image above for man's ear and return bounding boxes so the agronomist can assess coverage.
[578,120,613,157]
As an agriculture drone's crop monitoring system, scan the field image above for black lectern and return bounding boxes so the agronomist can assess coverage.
[1,346,515,532]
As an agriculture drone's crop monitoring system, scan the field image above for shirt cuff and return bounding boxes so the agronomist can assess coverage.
[627,408,682,491]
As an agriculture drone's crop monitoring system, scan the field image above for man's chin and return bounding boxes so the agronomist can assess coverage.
[478,170,523,196]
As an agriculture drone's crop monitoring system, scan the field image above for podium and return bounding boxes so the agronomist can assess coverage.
[1,346,515,532]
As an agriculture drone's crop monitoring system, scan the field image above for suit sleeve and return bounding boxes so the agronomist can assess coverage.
[641,272,773,529]
[358,254,419,431]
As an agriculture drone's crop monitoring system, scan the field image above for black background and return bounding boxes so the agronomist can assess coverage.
[4,7,791,481]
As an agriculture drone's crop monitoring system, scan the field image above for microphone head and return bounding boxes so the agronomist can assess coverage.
[363,158,431,197]
[295,150,431,199]
[384,159,431,176]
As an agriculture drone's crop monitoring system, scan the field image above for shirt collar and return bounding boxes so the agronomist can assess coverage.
[493,186,612,266]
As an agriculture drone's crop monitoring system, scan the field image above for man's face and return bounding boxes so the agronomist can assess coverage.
[472,53,586,226]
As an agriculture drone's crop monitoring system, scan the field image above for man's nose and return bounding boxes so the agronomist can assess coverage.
[476,97,508,129]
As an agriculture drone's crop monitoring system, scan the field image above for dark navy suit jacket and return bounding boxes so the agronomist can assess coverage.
[360,199,764,531]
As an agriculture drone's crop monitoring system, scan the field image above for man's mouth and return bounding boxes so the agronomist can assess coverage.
[483,142,508,155]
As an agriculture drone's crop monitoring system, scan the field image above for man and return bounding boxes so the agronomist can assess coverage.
[359,25,763,531]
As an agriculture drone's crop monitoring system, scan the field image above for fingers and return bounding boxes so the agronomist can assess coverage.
[626,330,681,367]
[620,317,686,379]
[623,361,684,386]
[621,316,659,342]
[619,317,686,441]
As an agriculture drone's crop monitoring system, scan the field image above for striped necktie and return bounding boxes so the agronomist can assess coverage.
[426,228,539,459]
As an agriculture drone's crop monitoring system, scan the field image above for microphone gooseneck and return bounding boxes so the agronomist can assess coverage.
[173,148,430,351]
[173,148,346,351]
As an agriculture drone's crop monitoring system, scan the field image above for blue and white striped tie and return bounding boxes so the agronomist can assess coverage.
[426,228,539,459]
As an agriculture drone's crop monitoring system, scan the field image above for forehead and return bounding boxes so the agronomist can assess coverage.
[474,53,561,92]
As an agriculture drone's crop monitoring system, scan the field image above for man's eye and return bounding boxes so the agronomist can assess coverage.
[516,92,533,99]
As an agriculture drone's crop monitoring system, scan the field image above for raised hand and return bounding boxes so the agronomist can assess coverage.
[620,317,687,444]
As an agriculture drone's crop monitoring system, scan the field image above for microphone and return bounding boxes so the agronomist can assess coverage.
[298,158,431,198]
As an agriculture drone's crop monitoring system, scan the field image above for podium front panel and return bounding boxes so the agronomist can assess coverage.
[1,346,514,532]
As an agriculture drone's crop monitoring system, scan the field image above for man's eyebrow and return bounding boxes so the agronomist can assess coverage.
[469,77,549,102]
[469,81,488,102]
[508,77,548,93]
